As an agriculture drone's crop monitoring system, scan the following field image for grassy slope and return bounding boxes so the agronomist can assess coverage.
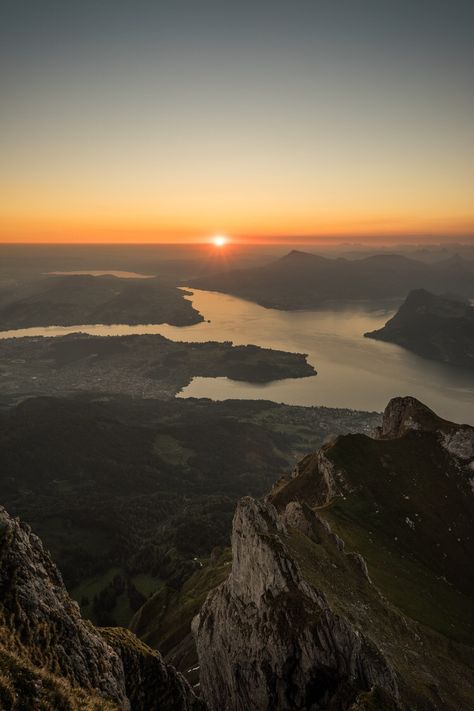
[287,523,474,710]
[130,549,231,682]
[321,497,474,644]
[0,626,118,711]
[324,431,474,593]
[268,408,474,706]
[272,424,474,642]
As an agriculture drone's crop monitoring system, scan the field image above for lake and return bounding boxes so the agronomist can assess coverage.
[1,287,473,424]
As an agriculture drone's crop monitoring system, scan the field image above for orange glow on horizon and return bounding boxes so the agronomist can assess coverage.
[3,2,473,249]
[1,212,474,245]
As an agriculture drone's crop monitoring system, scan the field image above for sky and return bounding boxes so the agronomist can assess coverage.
[1,0,474,244]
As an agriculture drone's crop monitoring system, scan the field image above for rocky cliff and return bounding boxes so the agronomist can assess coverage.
[0,506,204,710]
[193,397,474,710]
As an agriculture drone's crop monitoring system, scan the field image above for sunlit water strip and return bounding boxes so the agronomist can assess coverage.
[1,287,473,424]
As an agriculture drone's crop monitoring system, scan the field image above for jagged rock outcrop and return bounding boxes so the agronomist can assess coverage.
[193,398,474,710]
[0,506,204,710]
[102,628,204,711]
[378,396,474,492]
[193,498,399,711]
[0,507,128,707]
[376,395,442,438]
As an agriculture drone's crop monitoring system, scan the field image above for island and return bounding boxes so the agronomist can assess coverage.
[365,289,474,368]
[0,332,316,399]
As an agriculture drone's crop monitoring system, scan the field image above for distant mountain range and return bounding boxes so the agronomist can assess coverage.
[366,289,474,368]
[190,250,474,309]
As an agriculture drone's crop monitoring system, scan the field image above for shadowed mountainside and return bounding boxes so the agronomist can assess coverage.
[0,506,204,710]
[365,289,474,368]
[190,250,474,309]
[0,274,203,329]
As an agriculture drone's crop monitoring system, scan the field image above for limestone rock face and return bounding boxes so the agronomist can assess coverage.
[193,498,398,711]
[0,506,128,707]
[102,628,205,711]
[376,396,439,438]
[193,397,474,711]
[0,506,204,711]
[378,396,474,496]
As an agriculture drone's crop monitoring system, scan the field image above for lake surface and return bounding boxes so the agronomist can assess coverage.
[1,287,473,424]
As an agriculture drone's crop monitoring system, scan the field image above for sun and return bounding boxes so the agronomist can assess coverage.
[212,234,228,247]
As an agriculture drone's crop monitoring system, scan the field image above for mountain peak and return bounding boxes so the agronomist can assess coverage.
[377,395,444,438]
[286,249,311,257]
[280,249,322,260]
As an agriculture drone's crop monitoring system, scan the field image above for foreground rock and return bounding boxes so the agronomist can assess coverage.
[193,397,474,710]
[194,498,399,710]
[0,506,204,710]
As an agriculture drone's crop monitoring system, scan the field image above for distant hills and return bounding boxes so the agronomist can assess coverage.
[190,250,474,309]
[0,274,203,329]
[366,289,474,368]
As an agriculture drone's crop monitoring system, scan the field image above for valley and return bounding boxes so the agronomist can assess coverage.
[0,394,378,633]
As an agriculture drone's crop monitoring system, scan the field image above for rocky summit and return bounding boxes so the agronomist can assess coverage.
[193,396,474,710]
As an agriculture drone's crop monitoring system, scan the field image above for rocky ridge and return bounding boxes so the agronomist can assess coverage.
[193,397,474,710]
[193,498,399,710]
[0,506,203,710]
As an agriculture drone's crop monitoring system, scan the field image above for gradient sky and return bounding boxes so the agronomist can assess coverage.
[1,0,474,243]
